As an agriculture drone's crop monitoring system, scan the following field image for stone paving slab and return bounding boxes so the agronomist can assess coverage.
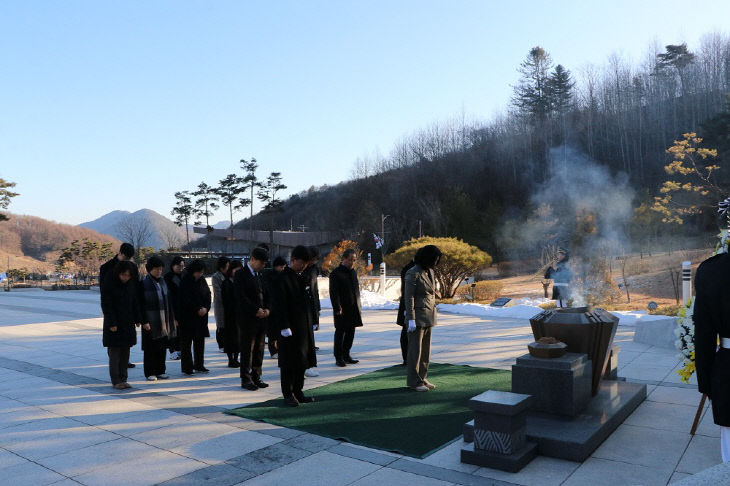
[0,291,727,485]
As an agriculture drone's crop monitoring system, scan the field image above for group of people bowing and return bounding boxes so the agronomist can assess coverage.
[99,241,443,406]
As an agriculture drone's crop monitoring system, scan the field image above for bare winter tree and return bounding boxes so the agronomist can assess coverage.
[116,215,153,253]
[160,225,183,250]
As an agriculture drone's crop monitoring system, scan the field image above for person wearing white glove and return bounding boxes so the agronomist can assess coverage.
[272,246,318,407]
[403,245,442,392]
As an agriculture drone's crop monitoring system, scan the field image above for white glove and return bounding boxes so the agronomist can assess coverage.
[281,328,292,337]
[407,320,416,332]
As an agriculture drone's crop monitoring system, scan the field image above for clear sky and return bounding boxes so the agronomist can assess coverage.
[2,1,728,226]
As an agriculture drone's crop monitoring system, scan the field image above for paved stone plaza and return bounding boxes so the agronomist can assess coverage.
[0,289,723,485]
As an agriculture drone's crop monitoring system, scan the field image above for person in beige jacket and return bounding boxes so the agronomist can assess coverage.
[403,245,442,391]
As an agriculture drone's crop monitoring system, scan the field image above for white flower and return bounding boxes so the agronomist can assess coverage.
[675,339,684,350]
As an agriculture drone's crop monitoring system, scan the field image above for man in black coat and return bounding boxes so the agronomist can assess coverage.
[272,245,317,407]
[235,247,271,390]
[396,258,416,365]
[693,250,730,461]
[99,242,138,369]
[329,249,362,367]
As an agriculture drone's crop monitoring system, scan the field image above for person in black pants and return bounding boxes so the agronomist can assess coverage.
[139,256,175,381]
[164,256,185,360]
[263,256,287,358]
[100,260,141,389]
[329,249,363,367]
[179,260,211,375]
[272,245,317,407]
[223,260,243,368]
[396,258,416,365]
[235,247,270,390]
[99,242,139,369]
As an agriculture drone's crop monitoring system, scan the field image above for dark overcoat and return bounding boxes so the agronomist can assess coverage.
[271,266,316,369]
[694,252,730,426]
[163,270,183,322]
[222,277,239,353]
[329,264,362,329]
[305,264,321,326]
[234,265,268,331]
[139,275,174,350]
[396,260,416,327]
[178,274,211,340]
[101,276,141,348]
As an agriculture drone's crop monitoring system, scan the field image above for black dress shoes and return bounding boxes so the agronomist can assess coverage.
[241,381,258,391]
[227,360,240,368]
[253,378,269,388]
[127,362,136,368]
[344,357,359,364]
[195,367,210,373]
[295,395,315,403]
[284,396,299,407]
[335,359,347,367]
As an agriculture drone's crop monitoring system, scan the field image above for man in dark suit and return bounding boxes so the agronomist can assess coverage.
[272,245,317,406]
[99,242,138,369]
[329,249,363,367]
[235,247,270,390]
[694,250,730,461]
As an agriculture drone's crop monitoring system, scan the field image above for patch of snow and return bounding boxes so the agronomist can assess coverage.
[320,290,399,311]
[437,303,544,320]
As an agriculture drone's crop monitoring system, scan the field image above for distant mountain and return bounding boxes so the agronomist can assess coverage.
[212,220,229,229]
[80,209,190,250]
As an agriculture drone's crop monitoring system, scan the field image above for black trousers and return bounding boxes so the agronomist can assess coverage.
[240,323,266,383]
[280,366,306,399]
[144,338,167,378]
[216,329,225,350]
[266,321,278,357]
[181,336,205,373]
[333,327,355,360]
[400,326,408,363]
[108,346,130,385]
[168,335,180,353]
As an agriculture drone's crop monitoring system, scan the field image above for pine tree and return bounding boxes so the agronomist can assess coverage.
[0,178,19,222]
[257,172,287,246]
[512,46,554,122]
[215,174,249,253]
[240,157,260,234]
[547,64,574,115]
[192,182,220,234]
[171,191,194,246]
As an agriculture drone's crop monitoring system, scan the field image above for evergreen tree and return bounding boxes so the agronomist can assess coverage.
[257,172,287,245]
[0,178,19,222]
[171,191,194,246]
[547,64,574,115]
[512,46,554,122]
[240,157,260,233]
[192,182,220,234]
[215,174,249,253]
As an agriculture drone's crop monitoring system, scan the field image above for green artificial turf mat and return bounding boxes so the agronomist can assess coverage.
[227,363,511,458]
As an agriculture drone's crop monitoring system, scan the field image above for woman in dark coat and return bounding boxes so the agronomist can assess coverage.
[179,260,211,375]
[164,256,184,360]
[223,260,243,367]
[272,245,317,406]
[101,260,141,389]
[140,256,175,381]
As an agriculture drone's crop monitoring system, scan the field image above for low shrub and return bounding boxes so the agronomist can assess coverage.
[455,280,505,302]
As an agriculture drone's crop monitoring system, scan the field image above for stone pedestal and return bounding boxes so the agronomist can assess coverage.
[603,345,620,380]
[511,352,591,416]
[460,390,537,472]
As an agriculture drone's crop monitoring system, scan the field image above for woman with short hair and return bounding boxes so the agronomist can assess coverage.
[101,260,142,389]
[179,259,211,375]
[212,256,230,352]
[140,256,175,381]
